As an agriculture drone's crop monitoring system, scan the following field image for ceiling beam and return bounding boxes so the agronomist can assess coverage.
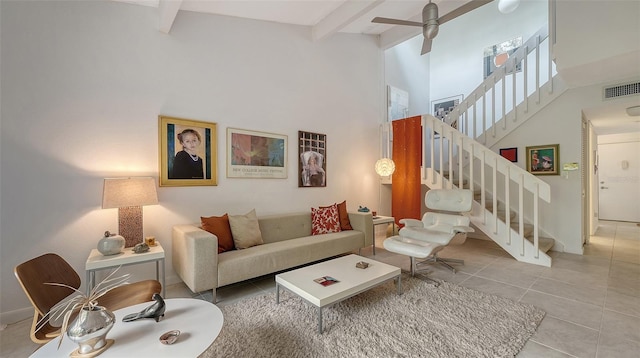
[312,0,386,41]
[158,0,182,34]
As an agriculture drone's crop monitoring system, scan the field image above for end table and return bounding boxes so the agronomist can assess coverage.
[85,242,166,297]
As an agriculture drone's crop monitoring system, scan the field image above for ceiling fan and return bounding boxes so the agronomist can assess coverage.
[372,0,494,55]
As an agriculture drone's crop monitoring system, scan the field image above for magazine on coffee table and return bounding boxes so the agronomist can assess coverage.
[314,276,339,286]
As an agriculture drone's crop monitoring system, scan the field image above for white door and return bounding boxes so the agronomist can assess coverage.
[598,141,640,222]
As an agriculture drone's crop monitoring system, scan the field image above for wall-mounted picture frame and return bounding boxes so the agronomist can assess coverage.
[431,95,463,123]
[499,147,518,162]
[298,131,326,187]
[484,36,523,79]
[388,85,409,121]
[227,128,287,179]
[159,115,217,187]
[526,144,559,175]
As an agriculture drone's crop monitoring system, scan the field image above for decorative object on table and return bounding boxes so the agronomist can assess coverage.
[355,261,369,269]
[372,211,377,217]
[145,236,157,247]
[97,231,125,256]
[132,242,150,254]
[159,330,181,345]
[38,269,130,356]
[526,144,560,175]
[122,293,165,323]
[357,206,370,213]
[499,147,518,163]
[159,115,218,187]
[227,127,288,179]
[298,131,326,187]
[102,177,159,248]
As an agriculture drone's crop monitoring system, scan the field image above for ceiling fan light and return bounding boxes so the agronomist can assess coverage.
[498,0,520,14]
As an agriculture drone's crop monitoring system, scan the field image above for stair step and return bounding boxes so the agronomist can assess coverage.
[525,236,555,253]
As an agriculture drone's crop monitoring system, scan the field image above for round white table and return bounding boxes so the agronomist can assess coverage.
[30,298,223,357]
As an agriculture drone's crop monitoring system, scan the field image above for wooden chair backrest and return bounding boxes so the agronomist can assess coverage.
[14,253,81,316]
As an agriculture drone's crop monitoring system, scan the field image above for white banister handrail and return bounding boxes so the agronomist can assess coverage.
[448,26,551,140]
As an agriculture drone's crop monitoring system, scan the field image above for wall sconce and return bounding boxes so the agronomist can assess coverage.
[102,177,158,247]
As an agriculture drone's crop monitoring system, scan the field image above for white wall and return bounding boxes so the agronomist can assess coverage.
[0,1,383,323]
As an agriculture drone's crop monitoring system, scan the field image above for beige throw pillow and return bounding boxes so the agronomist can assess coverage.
[228,209,264,249]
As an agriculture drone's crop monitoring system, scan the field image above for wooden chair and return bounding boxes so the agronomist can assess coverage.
[14,253,162,344]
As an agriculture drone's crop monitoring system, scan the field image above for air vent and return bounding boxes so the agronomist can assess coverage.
[603,82,640,99]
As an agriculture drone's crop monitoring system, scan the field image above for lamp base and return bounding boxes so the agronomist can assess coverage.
[118,206,143,248]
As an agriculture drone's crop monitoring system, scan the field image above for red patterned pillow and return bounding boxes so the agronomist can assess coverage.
[311,204,341,235]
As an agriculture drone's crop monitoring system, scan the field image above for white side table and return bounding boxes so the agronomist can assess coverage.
[372,216,395,255]
[86,243,166,297]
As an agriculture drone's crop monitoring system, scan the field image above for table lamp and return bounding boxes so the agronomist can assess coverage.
[102,177,158,248]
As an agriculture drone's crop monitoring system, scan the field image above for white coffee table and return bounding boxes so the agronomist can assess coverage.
[30,298,223,357]
[275,254,401,333]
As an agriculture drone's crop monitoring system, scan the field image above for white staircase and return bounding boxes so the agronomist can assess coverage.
[386,26,566,267]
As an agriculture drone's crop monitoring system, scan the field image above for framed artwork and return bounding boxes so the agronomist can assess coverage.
[432,95,463,122]
[298,131,326,187]
[159,115,217,187]
[484,37,523,79]
[227,128,287,179]
[388,85,409,121]
[526,144,559,175]
[499,147,518,162]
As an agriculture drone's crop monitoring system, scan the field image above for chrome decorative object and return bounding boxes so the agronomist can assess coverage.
[66,305,115,355]
[122,293,165,322]
[159,330,181,345]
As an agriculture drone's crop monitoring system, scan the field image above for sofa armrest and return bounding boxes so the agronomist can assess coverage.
[347,212,374,247]
[172,225,218,293]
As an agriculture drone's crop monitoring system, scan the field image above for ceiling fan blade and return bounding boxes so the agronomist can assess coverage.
[421,38,433,55]
[438,0,493,25]
[371,17,424,27]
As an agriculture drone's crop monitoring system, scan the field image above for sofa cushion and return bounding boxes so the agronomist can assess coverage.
[311,204,341,235]
[229,209,264,249]
[337,200,353,230]
[201,214,235,253]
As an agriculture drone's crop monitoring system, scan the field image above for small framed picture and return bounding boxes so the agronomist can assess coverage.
[499,147,518,162]
[159,115,218,187]
[227,128,287,179]
[526,144,559,175]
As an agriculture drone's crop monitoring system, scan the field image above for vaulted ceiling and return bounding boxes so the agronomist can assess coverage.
[113,0,640,135]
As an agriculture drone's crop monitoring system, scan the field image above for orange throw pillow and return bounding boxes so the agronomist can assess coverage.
[336,200,353,231]
[201,214,235,253]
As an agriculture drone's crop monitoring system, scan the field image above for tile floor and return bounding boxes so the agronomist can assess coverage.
[1,220,638,357]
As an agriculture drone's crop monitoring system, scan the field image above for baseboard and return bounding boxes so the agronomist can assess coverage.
[0,307,32,326]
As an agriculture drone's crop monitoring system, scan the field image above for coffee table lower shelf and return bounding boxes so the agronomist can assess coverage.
[275,254,402,334]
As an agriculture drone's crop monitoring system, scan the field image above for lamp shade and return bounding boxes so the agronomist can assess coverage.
[375,158,396,177]
[102,177,158,209]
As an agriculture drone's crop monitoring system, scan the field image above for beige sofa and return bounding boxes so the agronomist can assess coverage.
[172,211,373,302]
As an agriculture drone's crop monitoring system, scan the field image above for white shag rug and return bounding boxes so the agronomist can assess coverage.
[201,276,544,358]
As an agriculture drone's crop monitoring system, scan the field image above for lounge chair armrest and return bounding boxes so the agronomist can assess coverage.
[400,218,423,228]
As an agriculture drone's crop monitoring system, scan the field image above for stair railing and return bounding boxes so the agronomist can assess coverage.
[421,114,551,265]
[446,26,554,145]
